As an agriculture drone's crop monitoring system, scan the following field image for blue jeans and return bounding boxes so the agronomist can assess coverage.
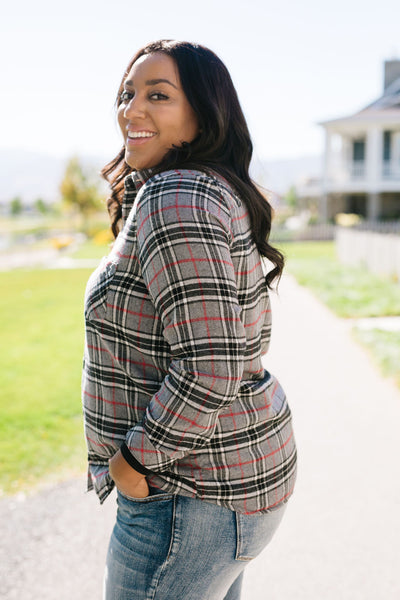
[104,487,286,600]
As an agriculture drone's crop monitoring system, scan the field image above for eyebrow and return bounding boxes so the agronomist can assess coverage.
[124,78,178,89]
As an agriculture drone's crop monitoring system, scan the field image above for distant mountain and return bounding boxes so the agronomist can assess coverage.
[0,149,109,205]
[0,148,323,204]
[251,154,323,196]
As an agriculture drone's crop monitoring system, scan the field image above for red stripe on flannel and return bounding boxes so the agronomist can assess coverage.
[137,203,211,237]
[235,261,262,276]
[106,302,160,320]
[243,309,271,328]
[87,344,112,355]
[87,436,108,448]
[248,367,267,376]
[116,251,137,260]
[191,370,242,382]
[84,390,128,408]
[147,256,234,288]
[232,211,249,222]
[127,444,158,455]
[164,314,241,331]
[152,392,215,431]
[219,400,271,419]
[180,430,294,472]
[87,344,160,372]
[244,484,295,515]
[91,469,109,480]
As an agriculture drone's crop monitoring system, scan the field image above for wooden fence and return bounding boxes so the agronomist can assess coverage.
[270,224,335,243]
[335,224,400,282]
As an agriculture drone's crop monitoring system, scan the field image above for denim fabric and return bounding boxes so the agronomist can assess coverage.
[104,488,286,600]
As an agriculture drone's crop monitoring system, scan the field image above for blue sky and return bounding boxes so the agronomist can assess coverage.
[1,0,400,163]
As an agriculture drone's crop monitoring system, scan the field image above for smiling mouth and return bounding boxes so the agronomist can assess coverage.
[127,131,156,139]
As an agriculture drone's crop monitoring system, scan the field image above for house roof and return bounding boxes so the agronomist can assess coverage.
[360,75,400,112]
[320,71,400,128]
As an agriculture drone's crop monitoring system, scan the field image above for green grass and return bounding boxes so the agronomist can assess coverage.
[0,269,92,494]
[71,238,112,259]
[278,241,400,318]
[353,329,400,388]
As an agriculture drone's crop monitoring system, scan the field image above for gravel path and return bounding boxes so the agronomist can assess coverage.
[1,274,400,599]
[0,479,115,599]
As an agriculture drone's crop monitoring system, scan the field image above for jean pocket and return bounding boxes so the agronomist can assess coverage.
[235,504,286,561]
[117,488,174,505]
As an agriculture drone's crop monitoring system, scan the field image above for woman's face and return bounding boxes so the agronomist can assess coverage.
[118,52,199,170]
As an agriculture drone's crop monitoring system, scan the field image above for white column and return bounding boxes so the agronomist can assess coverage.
[366,127,383,220]
[367,192,380,220]
[366,127,382,188]
[321,129,332,222]
[393,132,400,176]
[341,136,350,179]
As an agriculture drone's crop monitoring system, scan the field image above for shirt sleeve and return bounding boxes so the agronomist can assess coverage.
[123,172,247,472]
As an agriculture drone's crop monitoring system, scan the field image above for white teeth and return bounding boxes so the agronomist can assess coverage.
[127,131,155,138]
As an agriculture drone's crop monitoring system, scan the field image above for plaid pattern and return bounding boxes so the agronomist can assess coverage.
[82,169,297,514]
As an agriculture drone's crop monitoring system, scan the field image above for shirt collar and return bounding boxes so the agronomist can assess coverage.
[122,168,154,223]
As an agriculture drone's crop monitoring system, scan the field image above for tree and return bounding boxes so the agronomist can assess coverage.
[60,156,103,232]
[34,197,50,215]
[285,185,298,211]
[10,196,23,216]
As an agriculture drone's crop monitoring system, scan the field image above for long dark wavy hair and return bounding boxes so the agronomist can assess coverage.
[102,40,284,287]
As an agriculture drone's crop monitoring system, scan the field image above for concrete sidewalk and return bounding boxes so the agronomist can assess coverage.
[244,274,400,599]
[1,274,399,599]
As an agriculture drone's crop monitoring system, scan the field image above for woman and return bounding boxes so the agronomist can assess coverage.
[82,40,297,600]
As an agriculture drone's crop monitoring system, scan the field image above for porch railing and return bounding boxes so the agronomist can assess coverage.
[382,160,400,179]
[350,161,366,178]
[345,160,400,180]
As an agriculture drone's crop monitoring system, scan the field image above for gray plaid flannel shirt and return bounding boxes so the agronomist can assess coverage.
[82,168,297,514]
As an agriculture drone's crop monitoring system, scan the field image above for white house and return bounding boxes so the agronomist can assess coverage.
[301,60,400,221]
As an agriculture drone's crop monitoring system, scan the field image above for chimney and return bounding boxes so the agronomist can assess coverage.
[384,60,400,91]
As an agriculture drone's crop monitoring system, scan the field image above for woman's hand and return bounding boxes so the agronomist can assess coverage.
[109,450,149,499]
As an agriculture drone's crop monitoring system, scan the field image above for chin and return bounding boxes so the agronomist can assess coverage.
[124,151,152,171]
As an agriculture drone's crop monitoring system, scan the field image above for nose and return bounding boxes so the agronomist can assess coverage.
[123,94,146,119]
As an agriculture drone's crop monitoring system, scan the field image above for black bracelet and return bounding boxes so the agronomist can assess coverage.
[120,442,152,475]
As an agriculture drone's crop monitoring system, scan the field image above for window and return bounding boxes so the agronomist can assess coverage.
[383,131,392,161]
[352,140,365,161]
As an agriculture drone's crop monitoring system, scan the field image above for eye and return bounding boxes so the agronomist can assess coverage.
[120,90,133,103]
[149,92,169,101]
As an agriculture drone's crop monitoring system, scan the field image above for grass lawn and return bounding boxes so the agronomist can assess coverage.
[0,269,92,495]
[277,241,400,318]
[71,238,112,259]
[353,329,400,388]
